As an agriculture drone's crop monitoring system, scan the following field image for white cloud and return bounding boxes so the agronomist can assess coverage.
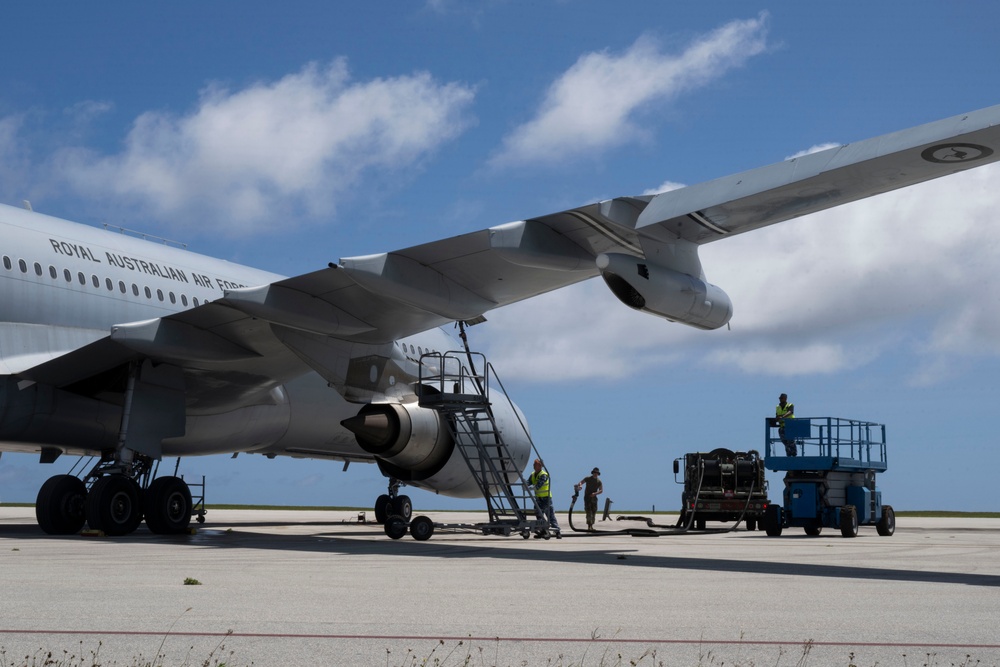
[479,162,1000,386]
[53,60,475,234]
[490,14,769,167]
[785,142,841,160]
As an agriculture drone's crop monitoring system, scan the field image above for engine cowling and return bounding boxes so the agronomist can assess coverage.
[596,252,733,330]
[341,395,532,499]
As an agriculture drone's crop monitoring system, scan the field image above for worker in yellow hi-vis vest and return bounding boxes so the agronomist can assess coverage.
[528,458,561,538]
[776,393,796,456]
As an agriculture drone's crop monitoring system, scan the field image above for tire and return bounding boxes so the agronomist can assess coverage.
[86,476,143,536]
[410,515,435,541]
[804,525,822,536]
[35,475,87,535]
[144,476,193,535]
[745,518,757,532]
[374,494,391,524]
[840,505,859,538]
[876,505,896,537]
[384,516,407,540]
[392,495,412,521]
[763,504,783,537]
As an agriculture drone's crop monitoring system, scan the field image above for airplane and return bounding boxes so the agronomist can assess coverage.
[3,103,1000,537]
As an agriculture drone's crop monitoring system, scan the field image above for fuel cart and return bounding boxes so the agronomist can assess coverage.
[762,417,895,538]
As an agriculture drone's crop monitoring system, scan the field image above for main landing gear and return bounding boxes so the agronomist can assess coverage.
[34,457,195,537]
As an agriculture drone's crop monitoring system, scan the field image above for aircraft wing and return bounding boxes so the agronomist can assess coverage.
[17,104,1000,404]
[244,103,1000,340]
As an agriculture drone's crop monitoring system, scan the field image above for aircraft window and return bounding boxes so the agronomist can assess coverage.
[34,262,43,276]
[2,256,10,270]
[156,289,163,301]
[132,283,139,296]
[91,275,99,288]
[144,286,151,299]
[49,266,57,279]
[168,292,175,304]
[18,259,27,273]
[63,269,71,282]
[105,278,113,291]
[181,294,188,306]
[193,297,200,306]
[118,280,126,293]
[418,347,423,355]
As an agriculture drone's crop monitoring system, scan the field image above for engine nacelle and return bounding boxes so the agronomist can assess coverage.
[341,395,533,499]
[596,252,733,330]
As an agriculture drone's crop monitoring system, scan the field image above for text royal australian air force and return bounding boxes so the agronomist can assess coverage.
[48,238,248,291]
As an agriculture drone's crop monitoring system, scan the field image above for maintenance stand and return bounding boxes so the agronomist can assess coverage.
[383,346,556,542]
[762,417,895,538]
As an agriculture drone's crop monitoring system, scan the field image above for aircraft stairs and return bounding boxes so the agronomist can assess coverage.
[395,350,551,541]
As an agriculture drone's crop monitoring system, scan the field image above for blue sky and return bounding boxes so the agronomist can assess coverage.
[2,2,1000,512]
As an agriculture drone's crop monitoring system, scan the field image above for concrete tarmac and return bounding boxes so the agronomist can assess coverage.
[1,506,998,666]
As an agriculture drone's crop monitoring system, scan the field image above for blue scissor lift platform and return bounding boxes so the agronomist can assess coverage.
[762,417,895,538]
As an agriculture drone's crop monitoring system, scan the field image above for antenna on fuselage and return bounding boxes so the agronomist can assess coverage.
[22,200,32,212]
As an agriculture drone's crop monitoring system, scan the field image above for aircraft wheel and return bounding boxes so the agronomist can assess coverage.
[840,505,859,538]
[384,516,407,540]
[374,494,391,524]
[392,495,412,521]
[144,476,193,535]
[35,475,87,535]
[86,476,143,536]
[876,505,895,537]
[410,515,435,541]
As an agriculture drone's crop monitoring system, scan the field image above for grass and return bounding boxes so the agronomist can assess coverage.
[2,638,994,667]
[4,502,999,518]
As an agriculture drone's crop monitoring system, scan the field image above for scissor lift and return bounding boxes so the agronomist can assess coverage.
[762,417,895,538]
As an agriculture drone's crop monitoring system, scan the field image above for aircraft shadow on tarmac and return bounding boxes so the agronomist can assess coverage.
[3,519,999,590]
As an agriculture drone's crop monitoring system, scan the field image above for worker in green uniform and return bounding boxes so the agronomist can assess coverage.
[575,467,604,531]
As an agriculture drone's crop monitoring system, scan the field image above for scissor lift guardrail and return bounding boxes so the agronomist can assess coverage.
[765,416,887,472]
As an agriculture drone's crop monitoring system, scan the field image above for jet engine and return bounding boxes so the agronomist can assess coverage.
[596,252,733,330]
[341,394,532,499]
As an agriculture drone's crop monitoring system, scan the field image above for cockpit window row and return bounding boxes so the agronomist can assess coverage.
[3,255,203,308]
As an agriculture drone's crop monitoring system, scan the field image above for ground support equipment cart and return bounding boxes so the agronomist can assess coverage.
[672,449,769,531]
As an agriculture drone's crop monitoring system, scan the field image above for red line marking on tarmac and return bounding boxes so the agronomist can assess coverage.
[0,630,998,650]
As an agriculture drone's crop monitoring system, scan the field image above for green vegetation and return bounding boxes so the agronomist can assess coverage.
[111,505,1000,519]
[4,501,1000,518]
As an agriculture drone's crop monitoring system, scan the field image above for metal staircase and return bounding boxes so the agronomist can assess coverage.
[418,350,550,537]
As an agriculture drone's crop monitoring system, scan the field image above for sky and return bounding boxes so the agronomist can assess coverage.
[2,1,1000,514]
